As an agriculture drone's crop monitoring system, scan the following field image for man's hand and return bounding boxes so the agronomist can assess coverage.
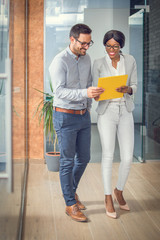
[87,87,104,98]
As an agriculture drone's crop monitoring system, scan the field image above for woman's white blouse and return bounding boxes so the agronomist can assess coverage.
[105,53,125,102]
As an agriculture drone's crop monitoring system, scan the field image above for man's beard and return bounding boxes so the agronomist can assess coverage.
[79,48,87,56]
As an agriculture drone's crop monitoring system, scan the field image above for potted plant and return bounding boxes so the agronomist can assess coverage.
[34,80,60,172]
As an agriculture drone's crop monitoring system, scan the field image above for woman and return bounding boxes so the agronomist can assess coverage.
[92,30,137,219]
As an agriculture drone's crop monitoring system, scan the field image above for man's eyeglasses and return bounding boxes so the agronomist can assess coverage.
[75,38,94,47]
[105,44,120,50]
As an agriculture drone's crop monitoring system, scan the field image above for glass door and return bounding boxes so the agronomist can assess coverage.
[0,0,28,239]
[0,0,12,190]
[129,9,144,162]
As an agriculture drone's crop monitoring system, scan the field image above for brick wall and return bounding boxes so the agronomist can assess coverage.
[10,0,26,160]
[10,0,44,160]
[146,0,160,141]
[28,0,44,159]
[131,0,160,144]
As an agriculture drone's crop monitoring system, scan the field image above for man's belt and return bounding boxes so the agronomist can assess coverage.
[53,107,87,115]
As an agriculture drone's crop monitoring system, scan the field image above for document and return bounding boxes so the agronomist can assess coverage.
[97,74,128,101]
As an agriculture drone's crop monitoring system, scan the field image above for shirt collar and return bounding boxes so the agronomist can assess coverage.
[66,46,85,60]
[105,52,112,63]
[66,46,79,60]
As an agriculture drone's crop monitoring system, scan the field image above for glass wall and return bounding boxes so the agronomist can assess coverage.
[0,0,27,239]
[44,0,144,162]
[45,0,160,161]
[131,0,160,160]
[129,9,144,161]
[0,0,9,175]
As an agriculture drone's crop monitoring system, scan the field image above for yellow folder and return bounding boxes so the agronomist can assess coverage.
[97,74,128,101]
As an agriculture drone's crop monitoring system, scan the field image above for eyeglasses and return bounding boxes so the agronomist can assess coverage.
[75,38,94,47]
[105,44,120,50]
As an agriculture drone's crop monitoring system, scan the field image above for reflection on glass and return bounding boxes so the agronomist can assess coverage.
[129,9,144,161]
[0,0,9,173]
[0,0,26,239]
[0,78,6,172]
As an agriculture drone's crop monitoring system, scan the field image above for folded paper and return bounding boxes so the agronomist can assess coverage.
[97,74,128,101]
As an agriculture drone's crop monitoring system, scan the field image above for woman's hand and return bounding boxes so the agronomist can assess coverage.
[116,85,132,94]
[94,96,100,101]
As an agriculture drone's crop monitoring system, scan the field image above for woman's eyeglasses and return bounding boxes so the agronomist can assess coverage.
[105,44,120,50]
[75,38,94,47]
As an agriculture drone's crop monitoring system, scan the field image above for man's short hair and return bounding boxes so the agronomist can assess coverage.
[69,23,92,39]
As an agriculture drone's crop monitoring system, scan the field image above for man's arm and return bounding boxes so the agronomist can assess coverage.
[49,57,89,101]
[49,57,104,102]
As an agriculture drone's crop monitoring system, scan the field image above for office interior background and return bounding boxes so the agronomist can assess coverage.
[0,0,160,239]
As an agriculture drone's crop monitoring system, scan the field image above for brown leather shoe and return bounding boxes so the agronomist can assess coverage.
[75,193,86,210]
[66,204,88,222]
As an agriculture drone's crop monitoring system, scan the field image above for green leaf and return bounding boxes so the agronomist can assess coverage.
[33,81,58,152]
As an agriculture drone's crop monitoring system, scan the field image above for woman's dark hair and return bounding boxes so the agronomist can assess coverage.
[69,23,92,38]
[103,30,125,48]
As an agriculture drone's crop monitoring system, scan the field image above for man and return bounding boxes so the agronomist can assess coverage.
[49,23,104,222]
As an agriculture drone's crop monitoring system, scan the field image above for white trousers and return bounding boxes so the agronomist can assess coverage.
[97,102,134,195]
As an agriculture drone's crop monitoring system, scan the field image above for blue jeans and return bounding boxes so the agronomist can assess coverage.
[53,110,91,206]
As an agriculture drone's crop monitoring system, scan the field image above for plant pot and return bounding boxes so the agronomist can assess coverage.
[45,152,60,172]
